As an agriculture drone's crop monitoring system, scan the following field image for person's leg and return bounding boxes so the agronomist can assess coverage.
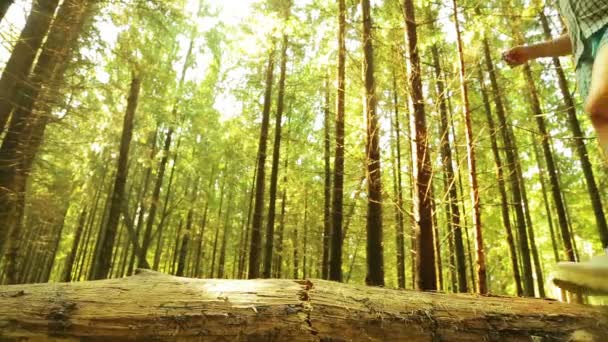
[585,43,608,158]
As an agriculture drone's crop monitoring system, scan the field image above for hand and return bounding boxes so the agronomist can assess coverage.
[502,46,531,67]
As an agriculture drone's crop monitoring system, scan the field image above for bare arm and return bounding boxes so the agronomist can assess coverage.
[503,34,572,67]
[527,34,572,58]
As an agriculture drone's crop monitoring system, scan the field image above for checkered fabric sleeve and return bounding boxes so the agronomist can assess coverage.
[558,0,608,66]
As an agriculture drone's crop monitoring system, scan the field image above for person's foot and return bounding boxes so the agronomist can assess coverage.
[554,255,608,294]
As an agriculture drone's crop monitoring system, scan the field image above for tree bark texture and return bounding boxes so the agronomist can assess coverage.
[248,48,275,279]
[263,33,289,279]
[482,37,535,296]
[451,0,486,294]
[0,0,60,134]
[361,0,384,287]
[432,45,467,293]
[329,0,346,283]
[403,0,436,291]
[92,75,141,280]
[0,270,606,341]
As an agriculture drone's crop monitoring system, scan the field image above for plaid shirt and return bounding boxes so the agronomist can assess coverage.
[558,0,608,65]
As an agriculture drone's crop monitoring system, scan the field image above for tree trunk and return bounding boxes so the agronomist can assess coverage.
[522,63,575,262]
[249,48,275,279]
[539,10,608,250]
[238,165,256,279]
[62,209,87,282]
[329,0,346,283]
[322,79,332,281]
[390,71,406,289]
[0,0,60,134]
[93,75,141,280]
[451,0,486,294]
[218,195,233,279]
[482,37,535,296]
[0,271,606,341]
[194,171,215,278]
[360,0,384,287]
[210,178,226,278]
[533,139,561,262]
[432,45,467,293]
[0,0,91,258]
[176,207,194,277]
[275,132,290,279]
[263,32,289,279]
[477,67,523,296]
[402,0,436,291]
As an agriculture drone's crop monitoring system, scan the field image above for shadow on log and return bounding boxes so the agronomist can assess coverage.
[0,269,607,341]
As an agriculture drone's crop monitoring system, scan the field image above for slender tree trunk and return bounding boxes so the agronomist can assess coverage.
[210,178,226,278]
[238,166,256,279]
[154,135,181,271]
[539,10,608,250]
[176,203,194,277]
[322,79,332,281]
[0,0,60,135]
[361,0,383,287]
[275,133,290,279]
[329,0,346,283]
[403,0,436,291]
[302,191,309,280]
[477,67,523,296]
[194,203,209,278]
[263,33,289,279]
[248,48,276,279]
[93,75,141,280]
[521,63,575,262]
[432,45,467,293]
[0,0,91,258]
[194,171,215,278]
[293,221,299,279]
[62,208,87,282]
[482,37,535,296]
[451,0,486,294]
[170,220,183,275]
[391,72,406,289]
[533,140,561,262]
[218,195,233,279]
[519,164,545,298]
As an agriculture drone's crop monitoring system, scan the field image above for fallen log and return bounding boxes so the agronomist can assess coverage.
[0,269,607,341]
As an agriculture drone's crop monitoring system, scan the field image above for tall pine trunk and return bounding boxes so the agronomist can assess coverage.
[329,0,346,283]
[451,0,486,294]
[322,79,332,281]
[432,45,467,293]
[0,0,91,258]
[477,67,523,296]
[92,75,141,280]
[482,37,534,296]
[263,32,289,279]
[521,63,575,262]
[0,0,60,134]
[248,48,275,279]
[361,0,384,287]
[390,72,406,289]
[62,208,87,282]
[403,0,436,291]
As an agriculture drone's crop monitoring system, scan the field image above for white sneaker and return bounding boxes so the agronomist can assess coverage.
[554,255,608,294]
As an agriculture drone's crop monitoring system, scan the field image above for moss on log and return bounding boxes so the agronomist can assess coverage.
[0,269,606,341]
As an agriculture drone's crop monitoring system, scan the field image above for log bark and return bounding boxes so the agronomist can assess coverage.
[0,270,607,341]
